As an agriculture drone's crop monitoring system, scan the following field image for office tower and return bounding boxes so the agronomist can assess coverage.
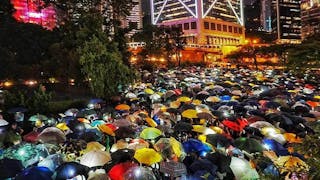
[150,0,245,57]
[244,0,263,33]
[271,0,301,44]
[121,0,143,37]
[261,0,272,32]
[301,0,320,39]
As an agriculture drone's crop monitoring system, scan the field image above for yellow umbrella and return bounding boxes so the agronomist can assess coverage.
[140,127,162,140]
[145,117,158,127]
[56,122,69,131]
[209,126,224,134]
[115,104,131,111]
[177,96,192,103]
[170,137,184,158]
[85,141,106,152]
[192,125,216,135]
[314,95,320,100]
[110,139,128,152]
[206,96,220,103]
[273,156,309,174]
[182,109,198,119]
[134,148,162,165]
[283,133,303,143]
[261,127,281,136]
[192,99,202,106]
[144,88,155,95]
[169,101,181,109]
[98,124,115,136]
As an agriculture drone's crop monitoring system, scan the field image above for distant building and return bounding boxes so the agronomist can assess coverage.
[244,0,263,33]
[11,0,57,30]
[121,0,143,37]
[150,0,245,61]
[261,0,272,32]
[271,0,301,44]
[301,0,320,39]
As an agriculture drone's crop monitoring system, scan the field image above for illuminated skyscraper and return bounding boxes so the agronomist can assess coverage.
[301,0,320,39]
[261,0,272,32]
[121,0,143,36]
[271,0,301,44]
[150,0,245,58]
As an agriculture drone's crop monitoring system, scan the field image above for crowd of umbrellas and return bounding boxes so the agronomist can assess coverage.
[0,67,320,180]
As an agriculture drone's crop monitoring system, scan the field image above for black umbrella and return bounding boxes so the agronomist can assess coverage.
[0,158,24,179]
[189,159,217,177]
[174,122,193,132]
[114,126,135,140]
[111,148,135,164]
[55,162,89,180]
[7,107,28,114]
[205,151,231,173]
[206,134,231,148]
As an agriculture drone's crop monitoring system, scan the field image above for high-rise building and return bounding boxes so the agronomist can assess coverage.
[11,0,56,30]
[121,0,143,37]
[301,0,320,39]
[244,0,263,33]
[261,0,272,32]
[150,0,245,59]
[271,0,301,44]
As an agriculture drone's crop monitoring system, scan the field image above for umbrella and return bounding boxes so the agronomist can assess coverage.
[234,137,264,153]
[139,127,162,140]
[144,88,155,95]
[206,134,231,148]
[0,158,24,179]
[115,104,131,111]
[98,124,115,136]
[110,140,129,152]
[123,166,157,180]
[90,120,106,127]
[206,96,220,103]
[134,148,162,165]
[80,150,111,168]
[38,154,64,172]
[197,111,215,120]
[0,119,9,126]
[249,121,274,129]
[110,148,135,164]
[28,114,48,122]
[262,139,287,155]
[127,138,150,150]
[283,133,303,143]
[154,137,184,159]
[38,127,66,144]
[174,122,193,132]
[160,161,187,178]
[177,96,192,103]
[56,123,69,131]
[84,141,106,152]
[125,92,137,99]
[15,166,53,180]
[55,162,89,180]
[145,117,158,127]
[273,156,309,174]
[222,119,247,132]
[64,108,79,117]
[229,157,259,180]
[181,109,198,119]
[115,126,135,139]
[192,125,216,135]
[113,119,132,127]
[189,159,217,177]
[76,109,97,118]
[206,151,232,173]
[108,162,138,180]
[182,139,212,156]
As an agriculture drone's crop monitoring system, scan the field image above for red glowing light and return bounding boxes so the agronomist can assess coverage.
[11,0,57,30]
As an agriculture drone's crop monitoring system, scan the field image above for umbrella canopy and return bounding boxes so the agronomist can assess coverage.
[115,104,131,111]
[123,166,157,180]
[230,157,259,180]
[273,156,309,174]
[108,162,138,180]
[64,108,79,117]
[192,125,216,135]
[174,122,193,132]
[205,152,232,173]
[0,158,24,179]
[234,137,264,154]
[154,137,184,159]
[28,114,48,122]
[80,150,111,168]
[160,161,187,177]
[38,154,64,172]
[84,141,106,152]
[111,148,135,164]
[0,119,9,126]
[182,139,212,156]
[38,127,66,144]
[139,127,162,140]
[189,159,218,177]
[181,109,198,119]
[206,134,231,148]
[115,126,136,139]
[98,124,115,136]
[55,162,89,180]
[15,166,53,180]
[134,148,162,165]
[127,138,150,150]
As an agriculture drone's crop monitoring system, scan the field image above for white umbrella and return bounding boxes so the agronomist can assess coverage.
[0,119,9,126]
[230,157,259,180]
[80,150,111,168]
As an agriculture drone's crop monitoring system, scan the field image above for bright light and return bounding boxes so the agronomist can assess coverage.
[253,39,258,44]
[28,12,43,18]
[159,58,165,62]
[151,57,156,61]
[3,81,13,87]
[25,80,37,86]
[263,143,271,150]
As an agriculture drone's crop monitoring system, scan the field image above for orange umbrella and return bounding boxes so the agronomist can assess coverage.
[283,133,302,143]
[98,124,115,136]
[115,104,130,111]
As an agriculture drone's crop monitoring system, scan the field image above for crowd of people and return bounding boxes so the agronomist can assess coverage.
[0,67,319,180]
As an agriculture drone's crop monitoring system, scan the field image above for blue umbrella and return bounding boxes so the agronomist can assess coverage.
[263,164,280,177]
[38,154,64,172]
[221,95,231,102]
[262,139,287,154]
[0,158,24,179]
[90,120,105,127]
[183,139,212,156]
[55,162,89,180]
[16,166,53,180]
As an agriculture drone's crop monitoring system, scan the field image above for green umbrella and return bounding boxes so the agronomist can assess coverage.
[234,137,264,154]
[139,127,162,140]
[28,114,48,122]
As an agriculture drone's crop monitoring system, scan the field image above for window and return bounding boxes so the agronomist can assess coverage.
[177,24,183,31]
[217,24,221,31]
[239,27,243,34]
[234,27,238,33]
[184,23,189,30]
[228,26,233,32]
[191,22,197,29]
[223,25,227,32]
[204,22,209,29]
[211,23,216,30]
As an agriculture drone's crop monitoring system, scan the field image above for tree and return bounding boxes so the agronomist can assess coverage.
[78,36,134,99]
[226,45,259,69]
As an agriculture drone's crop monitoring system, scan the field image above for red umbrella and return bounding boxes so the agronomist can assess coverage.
[108,162,138,180]
[23,131,39,143]
[173,89,182,96]
[222,118,248,132]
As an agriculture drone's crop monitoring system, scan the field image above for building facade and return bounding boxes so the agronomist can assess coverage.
[150,0,245,60]
[261,0,272,32]
[271,0,301,44]
[121,0,144,37]
[301,0,320,39]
